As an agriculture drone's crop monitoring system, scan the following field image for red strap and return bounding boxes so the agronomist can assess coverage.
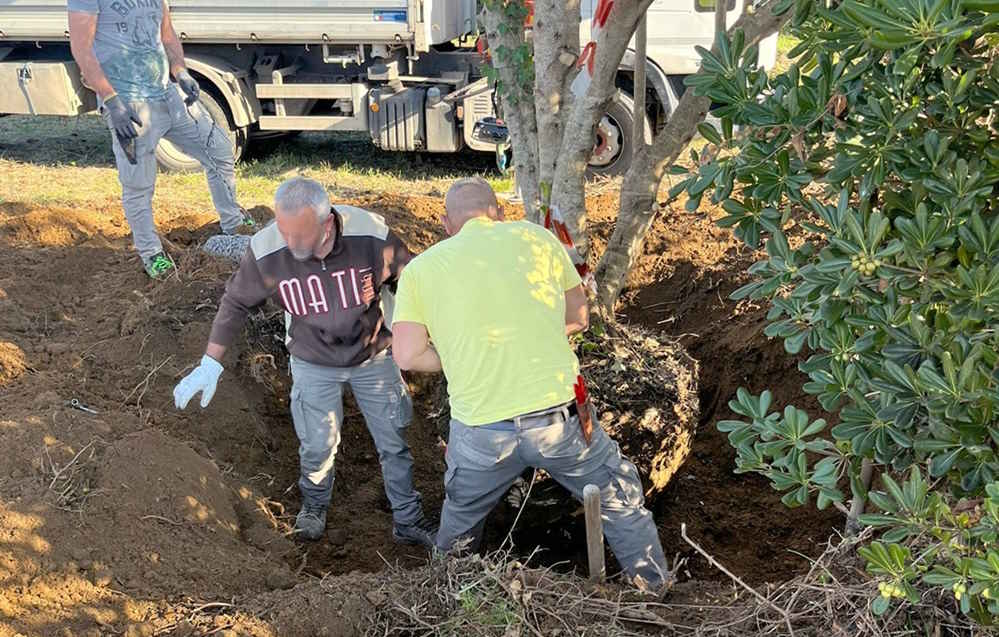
[594,0,614,28]
[577,41,596,74]
[545,208,590,278]
[574,375,589,404]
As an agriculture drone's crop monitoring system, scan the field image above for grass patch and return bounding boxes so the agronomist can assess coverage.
[778,31,801,57]
[771,29,802,76]
[0,115,514,211]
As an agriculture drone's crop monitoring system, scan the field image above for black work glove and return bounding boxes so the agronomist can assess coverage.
[175,69,200,106]
[105,94,141,140]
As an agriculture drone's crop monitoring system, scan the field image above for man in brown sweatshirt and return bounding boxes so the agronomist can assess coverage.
[173,177,436,547]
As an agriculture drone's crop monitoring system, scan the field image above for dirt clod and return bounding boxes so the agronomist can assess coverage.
[265,567,297,591]
[327,528,348,546]
[0,340,27,385]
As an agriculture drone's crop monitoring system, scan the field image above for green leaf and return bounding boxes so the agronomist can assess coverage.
[772,0,796,15]
[930,448,962,477]
[785,331,808,354]
[858,514,902,527]
[697,123,722,146]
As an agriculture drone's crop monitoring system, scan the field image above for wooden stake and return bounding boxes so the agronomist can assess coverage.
[583,484,605,582]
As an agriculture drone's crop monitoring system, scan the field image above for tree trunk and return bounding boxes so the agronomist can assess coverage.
[594,1,791,312]
[479,3,542,220]
[532,0,580,219]
[846,458,874,535]
[548,0,654,261]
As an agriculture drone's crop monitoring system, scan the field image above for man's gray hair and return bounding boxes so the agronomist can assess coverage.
[274,176,331,220]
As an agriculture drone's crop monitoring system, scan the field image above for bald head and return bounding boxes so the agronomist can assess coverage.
[443,177,503,234]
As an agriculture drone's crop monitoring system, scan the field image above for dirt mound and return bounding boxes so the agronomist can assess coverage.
[606,203,841,583]
[84,429,293,599]
[0,425,296,635]
[241,576,379,637]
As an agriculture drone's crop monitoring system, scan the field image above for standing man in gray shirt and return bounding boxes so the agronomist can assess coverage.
[68,0,250,278]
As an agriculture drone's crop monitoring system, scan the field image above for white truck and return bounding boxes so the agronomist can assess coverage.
[0,0,775,176]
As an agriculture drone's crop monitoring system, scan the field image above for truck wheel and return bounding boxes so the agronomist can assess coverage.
[586,91,650,179]
[155,89,247,173]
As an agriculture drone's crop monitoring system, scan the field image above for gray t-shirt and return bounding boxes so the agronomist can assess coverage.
[68,0,171,100]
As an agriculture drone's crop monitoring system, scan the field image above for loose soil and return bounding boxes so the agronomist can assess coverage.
[0,185,837,635]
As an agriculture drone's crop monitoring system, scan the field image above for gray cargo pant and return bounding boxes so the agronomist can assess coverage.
[289,351,423,525]
[103,86,242,259]
[438,404,669,589]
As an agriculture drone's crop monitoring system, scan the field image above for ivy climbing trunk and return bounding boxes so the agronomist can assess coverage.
[479,1,542,221]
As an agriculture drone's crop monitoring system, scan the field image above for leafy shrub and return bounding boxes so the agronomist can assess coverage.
[673,0,999,622]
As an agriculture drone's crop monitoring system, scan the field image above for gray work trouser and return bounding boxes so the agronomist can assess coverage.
[103,86,242,259]
[438,405,669,589]
[289,351,422,525]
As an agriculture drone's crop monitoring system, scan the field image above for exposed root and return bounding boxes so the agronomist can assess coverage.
[41,439,105,514]
[121,355,173,408]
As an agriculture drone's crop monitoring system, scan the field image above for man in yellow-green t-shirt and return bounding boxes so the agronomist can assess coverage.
[392,177,669,590]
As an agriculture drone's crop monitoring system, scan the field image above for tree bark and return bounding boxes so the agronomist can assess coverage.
[532,0,581,218]
[846,458,874,535]
[479,3,543,220]
[594,1,790,312]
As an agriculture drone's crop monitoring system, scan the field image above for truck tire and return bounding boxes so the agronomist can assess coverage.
[155,89,246,173]
[586,91,651,179]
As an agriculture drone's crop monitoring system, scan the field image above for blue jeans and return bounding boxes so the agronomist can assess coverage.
[437,405,669,589]
[289,350,422,525]
[103,85,242,258]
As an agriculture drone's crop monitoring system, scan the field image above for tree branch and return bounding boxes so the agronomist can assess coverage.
[715,0,728,36]
[595,0,790,312]
[549,0,655,254]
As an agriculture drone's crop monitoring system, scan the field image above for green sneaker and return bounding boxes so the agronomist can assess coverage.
[143,252,175,279]
[223,213,255,236]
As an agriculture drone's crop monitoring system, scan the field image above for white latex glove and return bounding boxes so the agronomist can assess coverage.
[174,355,224,409]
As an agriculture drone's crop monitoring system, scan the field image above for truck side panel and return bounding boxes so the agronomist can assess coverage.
[0,0,415,44]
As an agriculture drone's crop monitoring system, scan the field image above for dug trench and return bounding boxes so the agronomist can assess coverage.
[0,191,839,634]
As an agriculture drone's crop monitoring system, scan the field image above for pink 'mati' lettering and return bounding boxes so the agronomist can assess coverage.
[305,275,330,314]
[278,278,307,316]
[349,269,361,305]
[330,271,349,309]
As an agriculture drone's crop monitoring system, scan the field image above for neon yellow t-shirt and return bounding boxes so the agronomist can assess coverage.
[393,218,582,426]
